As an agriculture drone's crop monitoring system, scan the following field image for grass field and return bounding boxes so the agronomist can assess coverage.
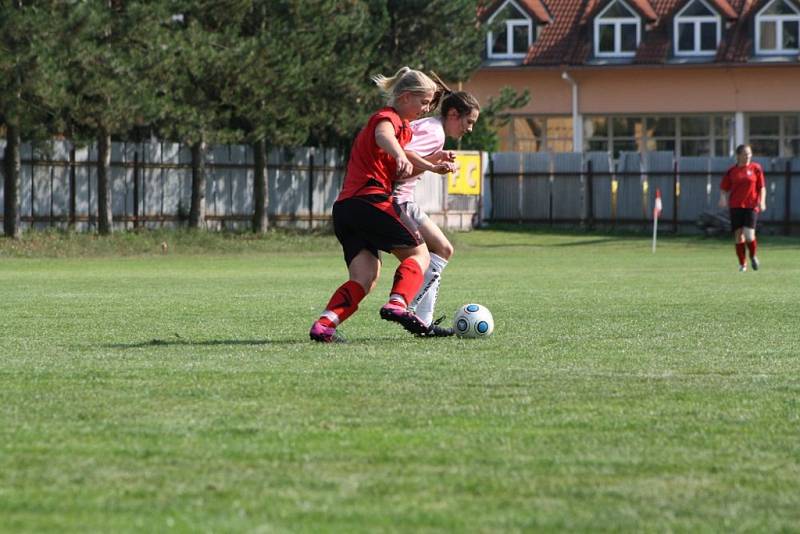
[1,228,799,532]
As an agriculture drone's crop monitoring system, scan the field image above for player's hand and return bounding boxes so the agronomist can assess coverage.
[718,198,726,209]
[431,162,458,175]
[434,150,456,162]
[395,154,413,179]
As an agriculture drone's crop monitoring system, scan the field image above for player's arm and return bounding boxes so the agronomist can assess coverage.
[375,120,412,179]
[718,190,728,209]
[759,185,766,212]
[718,173,730,208]
[404,149,456,177]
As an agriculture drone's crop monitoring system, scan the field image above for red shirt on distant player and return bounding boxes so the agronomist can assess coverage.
[337,107,412,202]
[720,163,765,211]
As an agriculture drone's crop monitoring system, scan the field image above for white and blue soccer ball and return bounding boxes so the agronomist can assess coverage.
[453,303,494,338]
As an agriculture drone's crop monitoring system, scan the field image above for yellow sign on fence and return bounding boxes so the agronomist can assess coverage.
[447,152,482,195]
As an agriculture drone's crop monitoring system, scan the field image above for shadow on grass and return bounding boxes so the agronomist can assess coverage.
[106,337,278,349]
[105,334,409,348]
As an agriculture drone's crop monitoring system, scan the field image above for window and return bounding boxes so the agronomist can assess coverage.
[594,0,641,57]
[585,116,645,157]
[585,114,734,157]
[505,116,573,152]
[487,0,535,59]
[674,0,721,56]
[748,114,800,157]
[756,0,800,54]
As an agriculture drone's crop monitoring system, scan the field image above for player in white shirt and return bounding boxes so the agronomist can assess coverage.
[398,88,481,336]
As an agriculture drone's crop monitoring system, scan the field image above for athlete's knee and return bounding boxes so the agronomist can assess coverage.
[438,241,454,260]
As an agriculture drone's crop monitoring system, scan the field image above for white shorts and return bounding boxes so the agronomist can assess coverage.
[398,201,430,227]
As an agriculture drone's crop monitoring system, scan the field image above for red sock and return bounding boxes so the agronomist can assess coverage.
[390,258,424,306]
[735,242,746,265]
[319,280,366,327]
[747,239,757,258]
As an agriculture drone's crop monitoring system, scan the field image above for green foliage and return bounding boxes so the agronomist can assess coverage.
[450,86,530,152]
[0,2,57,141]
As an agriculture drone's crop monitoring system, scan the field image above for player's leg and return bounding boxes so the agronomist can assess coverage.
[410,217,454,336]
[379,243,429,331]
[310,249,378,343]
[730,209,747,271]
[311,201,379,342]
[359,199,430,335]
[743,210,759,270]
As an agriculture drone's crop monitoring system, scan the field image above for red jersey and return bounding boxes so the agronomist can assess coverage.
[720,163,765,210]
[337,107,411,202]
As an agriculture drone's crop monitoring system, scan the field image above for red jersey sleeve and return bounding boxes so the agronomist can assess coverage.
[368,108,404,140]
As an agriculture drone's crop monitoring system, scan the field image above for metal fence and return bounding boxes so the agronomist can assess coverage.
[4,142,799,234]
[487,151,800,234]
[0,141,346,232]
[0,140,482,232]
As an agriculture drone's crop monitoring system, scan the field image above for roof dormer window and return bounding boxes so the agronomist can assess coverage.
[487,0,535,59]
[594,0,641,57]
[756,0,800,54]
[674,0,721,56]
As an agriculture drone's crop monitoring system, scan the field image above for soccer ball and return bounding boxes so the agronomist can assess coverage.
[453,303,494,338]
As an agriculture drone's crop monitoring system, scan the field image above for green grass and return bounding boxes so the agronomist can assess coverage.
[1,229,799,532]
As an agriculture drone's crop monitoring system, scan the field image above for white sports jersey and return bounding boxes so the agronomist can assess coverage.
[394,116,446,204]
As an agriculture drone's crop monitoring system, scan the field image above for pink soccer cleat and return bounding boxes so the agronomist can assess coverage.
[379,302,429,335]
[309,321,345,343]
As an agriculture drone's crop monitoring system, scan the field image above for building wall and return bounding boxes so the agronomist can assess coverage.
[466,65,800,156]
[466,65,800,115]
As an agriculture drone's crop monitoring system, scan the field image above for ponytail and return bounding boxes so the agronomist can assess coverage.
[371,67,437,106]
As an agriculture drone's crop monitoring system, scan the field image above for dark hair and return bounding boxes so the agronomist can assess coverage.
[735,144,751,155]
[440,91,481,119]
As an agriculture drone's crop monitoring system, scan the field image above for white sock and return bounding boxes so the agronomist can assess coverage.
[410,253,448,326]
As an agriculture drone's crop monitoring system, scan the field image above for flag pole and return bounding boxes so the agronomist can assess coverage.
[652,212,658,253]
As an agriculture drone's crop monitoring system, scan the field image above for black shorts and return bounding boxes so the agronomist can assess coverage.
[333,196,423,265]
[729,208,757,231]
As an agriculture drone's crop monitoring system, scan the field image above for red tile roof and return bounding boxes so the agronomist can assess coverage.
[479,0,554,23]
[483,0,800,66]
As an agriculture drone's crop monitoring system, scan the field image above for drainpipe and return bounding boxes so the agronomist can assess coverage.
[561,71,582,153]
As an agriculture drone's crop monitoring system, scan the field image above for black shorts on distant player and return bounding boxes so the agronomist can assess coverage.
[729,208,757,231]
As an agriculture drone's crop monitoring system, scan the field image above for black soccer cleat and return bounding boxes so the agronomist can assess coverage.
[417,315,455,338]
[751,256,760,271]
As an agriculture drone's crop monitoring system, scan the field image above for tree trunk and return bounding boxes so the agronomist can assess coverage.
[97,130,113,235]
[252,138,269,233]
[3,124,21,239]
[189,138,207,229]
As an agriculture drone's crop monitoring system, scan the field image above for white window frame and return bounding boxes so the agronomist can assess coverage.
[486,0,535,59]
[594,0,641,58]
[755,0,800,54]
[673,0,721,56]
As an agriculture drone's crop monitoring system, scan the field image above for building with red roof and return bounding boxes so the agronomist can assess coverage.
[466,0,800,157]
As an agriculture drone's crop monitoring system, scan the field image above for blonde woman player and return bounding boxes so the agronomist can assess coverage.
[396,81,481,337]
[310,67,440,343]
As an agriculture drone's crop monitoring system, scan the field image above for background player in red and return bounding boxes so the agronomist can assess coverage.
[718,144,766,272]
[310,67,438,342]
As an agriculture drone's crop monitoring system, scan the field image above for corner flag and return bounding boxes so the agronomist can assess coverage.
[652,188,662,253]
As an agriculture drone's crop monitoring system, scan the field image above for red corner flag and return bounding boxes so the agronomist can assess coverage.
[654,188,663,219]
[652,188,662,253]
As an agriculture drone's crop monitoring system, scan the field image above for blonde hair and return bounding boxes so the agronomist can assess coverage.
[371,67,438,107]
